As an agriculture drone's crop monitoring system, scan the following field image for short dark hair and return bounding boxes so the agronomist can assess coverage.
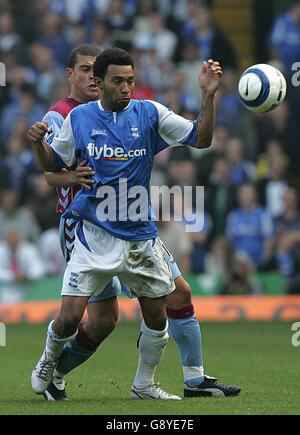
[68,45,102,69]
[93,47,134,79]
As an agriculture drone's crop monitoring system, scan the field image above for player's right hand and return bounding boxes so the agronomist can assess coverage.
[27,121,48,143]
[74,160,96,190]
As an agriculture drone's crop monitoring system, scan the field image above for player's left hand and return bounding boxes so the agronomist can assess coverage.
[199,59,223,96]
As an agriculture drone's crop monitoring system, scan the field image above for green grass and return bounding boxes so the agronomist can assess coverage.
[0,321,299,415]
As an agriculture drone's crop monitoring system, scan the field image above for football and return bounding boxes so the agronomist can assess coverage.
[238,63,287,113]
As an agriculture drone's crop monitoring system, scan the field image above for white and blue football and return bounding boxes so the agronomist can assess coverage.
[238,63,287,113]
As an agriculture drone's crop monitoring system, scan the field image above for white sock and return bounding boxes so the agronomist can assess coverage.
[45,320,77,360]
[133,320,169,389]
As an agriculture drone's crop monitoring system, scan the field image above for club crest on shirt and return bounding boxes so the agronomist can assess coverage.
[130,127,140,139]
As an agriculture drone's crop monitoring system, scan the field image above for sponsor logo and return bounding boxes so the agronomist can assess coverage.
[87,143,146,161]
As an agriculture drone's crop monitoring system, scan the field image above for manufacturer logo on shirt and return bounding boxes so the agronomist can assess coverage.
[46,125,55,143]
[90,129,108,138]
[87,143,146,161]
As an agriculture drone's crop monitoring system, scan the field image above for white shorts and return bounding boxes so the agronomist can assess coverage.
[61,221,175,299]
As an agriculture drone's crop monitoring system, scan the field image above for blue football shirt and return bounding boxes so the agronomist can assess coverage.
[50,99,197,240]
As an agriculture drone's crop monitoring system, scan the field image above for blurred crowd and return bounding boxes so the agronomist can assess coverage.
[1,0,300,296]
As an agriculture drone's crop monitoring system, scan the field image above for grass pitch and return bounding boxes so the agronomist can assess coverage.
[0,321,299,415]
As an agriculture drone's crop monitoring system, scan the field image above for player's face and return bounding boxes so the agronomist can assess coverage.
[67,54,100,103]
[98,65,135,111]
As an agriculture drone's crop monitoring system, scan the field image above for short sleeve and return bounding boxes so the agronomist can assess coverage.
[147,100,197,146]
[43,111,64,145]
[50,112,76,167]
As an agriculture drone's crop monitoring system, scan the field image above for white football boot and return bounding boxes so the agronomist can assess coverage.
[131,383,181,400]
[31,350,59,394]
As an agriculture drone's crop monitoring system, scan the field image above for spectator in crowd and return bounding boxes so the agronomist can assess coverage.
[38,228,65,276]
[257,147,290,219]
[204,237,232,276]
[158,220,192,275]
[132,42,174,94]
[206,157,237,238]
[166,153,196,189]
[225,138,256,187]
[256,138,287,179]
[275,186,300,294]
[0,84,46,145]
[215,70,258,159]
[177,39,204,104]
[196,124,230,186]
[29,43,65,104]
[190,5,237,70]
[90,20,113,52]
[226,183,275,269]
[256,101,290,156]
[8,0,38,44]
[37,12,72,67]
[67,23,88,48]
[0,11,27,64]
[268,0,300,71]
[0,226,45,302]
[189,211,212,273]
[1,121,37,195]
[220,251,262,296]
[0,188,41,242]
[133,0,157,35]
[105,0,133,48]
[146,13,178,61]
[265,7,300,174]
[27,173,60,232]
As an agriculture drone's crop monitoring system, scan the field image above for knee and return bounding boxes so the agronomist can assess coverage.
[167,279,192,309]
[178,281,192,303]
[55,313,82,337]
[143,313,167,331]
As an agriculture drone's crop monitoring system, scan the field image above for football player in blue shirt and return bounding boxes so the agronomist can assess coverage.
[28,47,240,400]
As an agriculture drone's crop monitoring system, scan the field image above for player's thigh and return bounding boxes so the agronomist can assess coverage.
[138,295,168,331]
[166,275,192,310]
[121,237,175,299]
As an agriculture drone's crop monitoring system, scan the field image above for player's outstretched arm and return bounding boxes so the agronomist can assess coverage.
[45,161,95,190]
[195,59,223,149]
[28,121,58,171]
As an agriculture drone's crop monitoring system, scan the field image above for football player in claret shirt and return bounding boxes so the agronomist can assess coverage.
[29,47,240,400]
